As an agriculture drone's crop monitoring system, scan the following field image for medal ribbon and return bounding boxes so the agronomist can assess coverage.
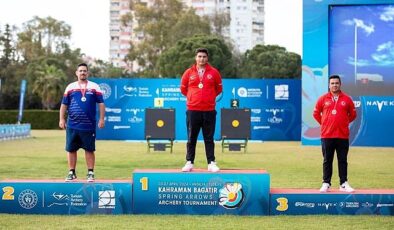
[78,81,87,99]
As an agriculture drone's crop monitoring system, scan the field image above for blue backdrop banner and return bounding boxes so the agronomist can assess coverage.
[91,78,301,141]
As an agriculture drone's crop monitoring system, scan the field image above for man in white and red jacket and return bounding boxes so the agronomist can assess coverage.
[313,75,357,192]
[180,48,223,172]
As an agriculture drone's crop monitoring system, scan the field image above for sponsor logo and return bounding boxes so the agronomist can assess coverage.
[251,116,261,122]
[366,100,394,112]
[114,125,131,130]
[105,107,122,114]
[318,202,336,210]
[107,116,121,122]
[218,183,245,209]
[253,126,270,130]
[99,83,112,100]
[48,192,69,207]
[361,202,374,208]
[295,202,315,208]
[354,100,361,108]
[128,116,143,123]
[127,108,143,115]
[377,203,394,207]
[266,108,284,124]
[98,190,116,209]
[237,87,247,97]
[237,87,263,98]
[251,109,261,114]
[275,84,289,100]
[18,189,38,209]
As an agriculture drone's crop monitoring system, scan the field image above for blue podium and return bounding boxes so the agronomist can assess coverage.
[0,180,132,214]
[270,189,394,215]
[132,169,270,215]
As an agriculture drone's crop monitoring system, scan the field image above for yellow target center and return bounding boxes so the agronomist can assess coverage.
[228,192,236,200]
[157,120,164,128]
[232,120,239,128]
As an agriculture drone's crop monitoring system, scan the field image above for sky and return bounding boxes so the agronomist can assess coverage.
[0,0,302,61]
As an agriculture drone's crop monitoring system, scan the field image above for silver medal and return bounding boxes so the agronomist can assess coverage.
[198,83,203,89]
[81,96,87,102]
[332,109,337,115]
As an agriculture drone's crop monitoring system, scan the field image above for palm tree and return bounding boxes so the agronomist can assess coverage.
[32,64,66,110]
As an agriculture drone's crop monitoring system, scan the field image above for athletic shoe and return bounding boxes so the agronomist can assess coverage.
[208,161,220,172]
[339,181,355,192]
[87,171,95,182]
[65,172,77,182]
[319,182,330,192]
[181,161,194,172]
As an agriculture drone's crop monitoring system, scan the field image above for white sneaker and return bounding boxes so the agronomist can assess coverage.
[208,161,220,172]
[339,181,355,192]
[319,183,330,192]
[182,161,194,172]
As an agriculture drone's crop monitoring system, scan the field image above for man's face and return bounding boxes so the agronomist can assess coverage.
[76,66,88,81]
[329,78,341,94]
[195,52,208,67]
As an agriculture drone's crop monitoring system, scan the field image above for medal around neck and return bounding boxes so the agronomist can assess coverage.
[332,109,337,115]
[81,96,87,102]
[198,83,203,89]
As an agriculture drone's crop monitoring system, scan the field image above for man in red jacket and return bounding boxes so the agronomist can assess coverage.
[313,75,357,192]
[180,48,223,172]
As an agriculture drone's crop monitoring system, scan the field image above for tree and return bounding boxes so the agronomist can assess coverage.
[157,34,236,78]
[127,0,211,77]
[17,16,71,62]
[32,64,66,110]
[238,45,301,79]
[0,24,17,68]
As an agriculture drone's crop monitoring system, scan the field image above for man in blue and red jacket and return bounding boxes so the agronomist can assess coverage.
[180,48,222,172]
[313,75,357,192]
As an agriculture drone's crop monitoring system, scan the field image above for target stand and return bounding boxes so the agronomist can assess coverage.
[145,108,175,153]
[220,108,251,152]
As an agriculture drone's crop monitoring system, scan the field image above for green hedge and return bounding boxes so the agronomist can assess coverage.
[0,110,59,129]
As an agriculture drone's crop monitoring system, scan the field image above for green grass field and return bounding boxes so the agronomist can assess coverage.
[0,130,393,229]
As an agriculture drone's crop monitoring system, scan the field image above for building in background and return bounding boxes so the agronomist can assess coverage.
[109,0,264,71]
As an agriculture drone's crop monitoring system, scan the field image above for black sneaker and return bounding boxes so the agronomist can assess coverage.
[87,172,95,182]
[65,172,77,182]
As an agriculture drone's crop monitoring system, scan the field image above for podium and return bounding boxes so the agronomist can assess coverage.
[220,108,251,152]
[145,108,175,153]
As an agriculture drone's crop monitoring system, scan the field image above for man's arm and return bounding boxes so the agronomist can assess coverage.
[348,99,357,123]
[98,103,105,129]
[59,104,68,129]
[313,98,322,125]
[180,69,189,96]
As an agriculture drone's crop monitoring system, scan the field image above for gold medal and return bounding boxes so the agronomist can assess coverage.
[198,83,203,89]
[332,109,337,115]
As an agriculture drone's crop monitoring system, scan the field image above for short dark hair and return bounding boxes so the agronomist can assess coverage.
[329,74,341,83]
[77,63,88,71]
[195,48,209,57]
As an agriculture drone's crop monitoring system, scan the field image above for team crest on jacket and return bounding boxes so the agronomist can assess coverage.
[207,74,213,79]
[190,75,196,80]
[341,101,346,106]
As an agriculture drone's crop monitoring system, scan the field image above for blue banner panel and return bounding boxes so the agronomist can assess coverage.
[132,169,270,215]
[352,96,394,147]
[0,124,31,141]
[92,78,301,141]
[270,189,394,215]
[302,0,394,147]
[0,180,132,215]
